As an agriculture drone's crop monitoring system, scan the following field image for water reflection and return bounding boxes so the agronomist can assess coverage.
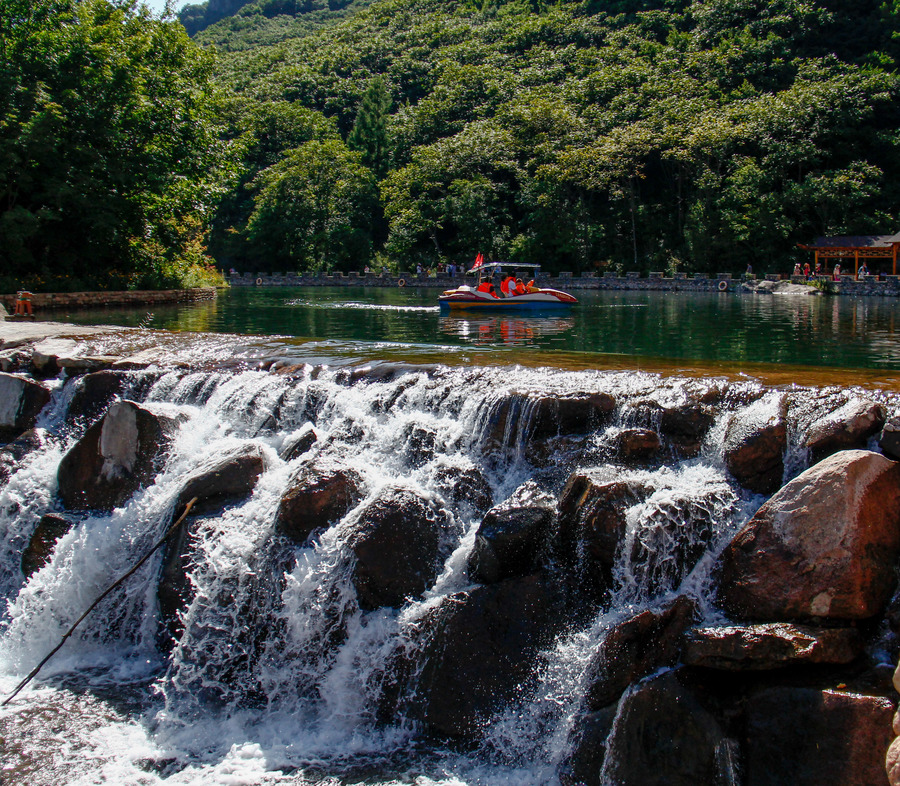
[439,314,575,345]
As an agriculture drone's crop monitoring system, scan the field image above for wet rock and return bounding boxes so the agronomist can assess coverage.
[432,462,493,515]
[584,595,697,711]
[745,687,893,786]
[399,423,437,468]
[66,370,126,424]
[682,623,863,670]
[612,428,661,462]
[344,486,444,610]
[174,443,267,516]
[660,401,715,456]
[0,347,30,373]
[880,415,900,461]
[274,458,363,544]
[805,398,887,463]
[57,401,183,511]
[718,450,900,621]
[279,423,317,462]
[415,573,564,738]
[557,470,650,587]
[887,736,900,786]
[601,671,733,786]
[21,513,73,577]
[560,706,619,786]
[157,511,217,649]
[723,396,787,495]
[528,393,616,440]
[31,338,78,377]
[467,481,555,584]
[0,372,51,441]
[0,428,43,484]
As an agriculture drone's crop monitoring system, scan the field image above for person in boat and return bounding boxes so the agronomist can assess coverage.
[514,278,527,295]
[501,274,517,297]
[477,280,499,297]
[526,279,538,293]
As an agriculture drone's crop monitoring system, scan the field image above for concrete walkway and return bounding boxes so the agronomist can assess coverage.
[0,319,118,350]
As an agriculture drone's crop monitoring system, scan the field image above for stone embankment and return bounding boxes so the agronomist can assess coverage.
[0,287,217,313]
[4,333,900,784]
[231,270,900,297]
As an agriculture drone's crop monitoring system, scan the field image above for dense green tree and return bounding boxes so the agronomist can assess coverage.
[348,76,392,179]
[245,138,376,268]
[0,0,225,290]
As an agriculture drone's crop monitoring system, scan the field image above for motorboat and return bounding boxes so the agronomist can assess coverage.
[437,259,577,310]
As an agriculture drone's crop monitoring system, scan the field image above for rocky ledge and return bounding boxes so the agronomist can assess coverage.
[3,331,900,786]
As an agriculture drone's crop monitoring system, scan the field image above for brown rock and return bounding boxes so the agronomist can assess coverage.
[274,458,363,543]
[0,372,51,441]
[887,736,900,786]
[745,687,894,786]
[805,398,887,462]
[433,462,493,515]
[660,401,715,456]
[601,671,732,786]
[584,595,697,710]
[414,574,564,737]
[278,423,317,462]
[528,393,616,439]
[613,428,661,462]
[174,443,267,516]
[557,471,650,573]
[881,415,900,462]
[560,707,619,786]
[344,486,444,610]
[467,481,555,584]
[21,513,72,577]
[723,396,787,495]
[718,450,900,621]
[66,370,126,424]
[682,623,862,670]
[57,401,182,511]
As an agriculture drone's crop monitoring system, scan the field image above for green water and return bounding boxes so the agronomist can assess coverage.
[48,286,900,372]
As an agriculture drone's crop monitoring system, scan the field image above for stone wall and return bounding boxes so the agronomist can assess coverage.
[0,287,218,312]
[231,271,900,297]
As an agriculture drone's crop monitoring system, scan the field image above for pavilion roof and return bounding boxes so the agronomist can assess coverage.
[808,233,900,248]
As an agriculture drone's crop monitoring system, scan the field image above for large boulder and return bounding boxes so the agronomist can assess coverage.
[0,372,51,441]
[278,423,317,462]
[881,415,900,461]
[611,428,662,463]
[682,622,862,670]
[718,450,900,621]
[467,481,555,584]
[414,574,564,737]
[745,687,893,786]
[274,458,363,544]
[57,401,183,511]
[343,486,444,610]
[600,671,733,786]
[659,401,715,456]
[805,398,887,463]
[560,706,619,786]
[723,395,787,495]
[584,595,697,711]
[173,443,267,516]
[21,513,73,578]
[527,393,616,440]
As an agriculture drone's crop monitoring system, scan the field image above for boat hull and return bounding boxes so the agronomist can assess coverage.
[438,287,576,310]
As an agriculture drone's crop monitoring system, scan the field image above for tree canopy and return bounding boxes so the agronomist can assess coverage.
[0,0,226,290]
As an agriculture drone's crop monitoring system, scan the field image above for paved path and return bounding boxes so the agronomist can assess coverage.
[0,319,118,350]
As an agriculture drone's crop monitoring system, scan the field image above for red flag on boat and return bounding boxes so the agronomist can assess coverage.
[472,252,484,270]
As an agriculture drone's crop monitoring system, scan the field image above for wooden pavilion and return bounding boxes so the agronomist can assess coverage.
[798,233,900,277]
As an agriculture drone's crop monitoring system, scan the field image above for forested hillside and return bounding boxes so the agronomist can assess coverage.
[202,0,900,275]
[2,0,900,289]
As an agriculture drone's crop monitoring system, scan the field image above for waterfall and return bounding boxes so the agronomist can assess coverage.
[0,359,894,785]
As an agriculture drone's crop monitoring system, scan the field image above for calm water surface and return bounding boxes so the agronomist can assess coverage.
[48,286,900,376]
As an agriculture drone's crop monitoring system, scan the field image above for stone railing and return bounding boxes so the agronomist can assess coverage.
[230,271,900,297]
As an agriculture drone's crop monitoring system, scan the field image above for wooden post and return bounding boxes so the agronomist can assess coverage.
[814,250,819,274]
[894,244,897,276]
[854,250,859,279]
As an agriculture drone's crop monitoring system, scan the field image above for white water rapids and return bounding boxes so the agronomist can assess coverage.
[0,360,892,785]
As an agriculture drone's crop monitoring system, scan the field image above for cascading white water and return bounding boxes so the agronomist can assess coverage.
[0,360,893,785]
